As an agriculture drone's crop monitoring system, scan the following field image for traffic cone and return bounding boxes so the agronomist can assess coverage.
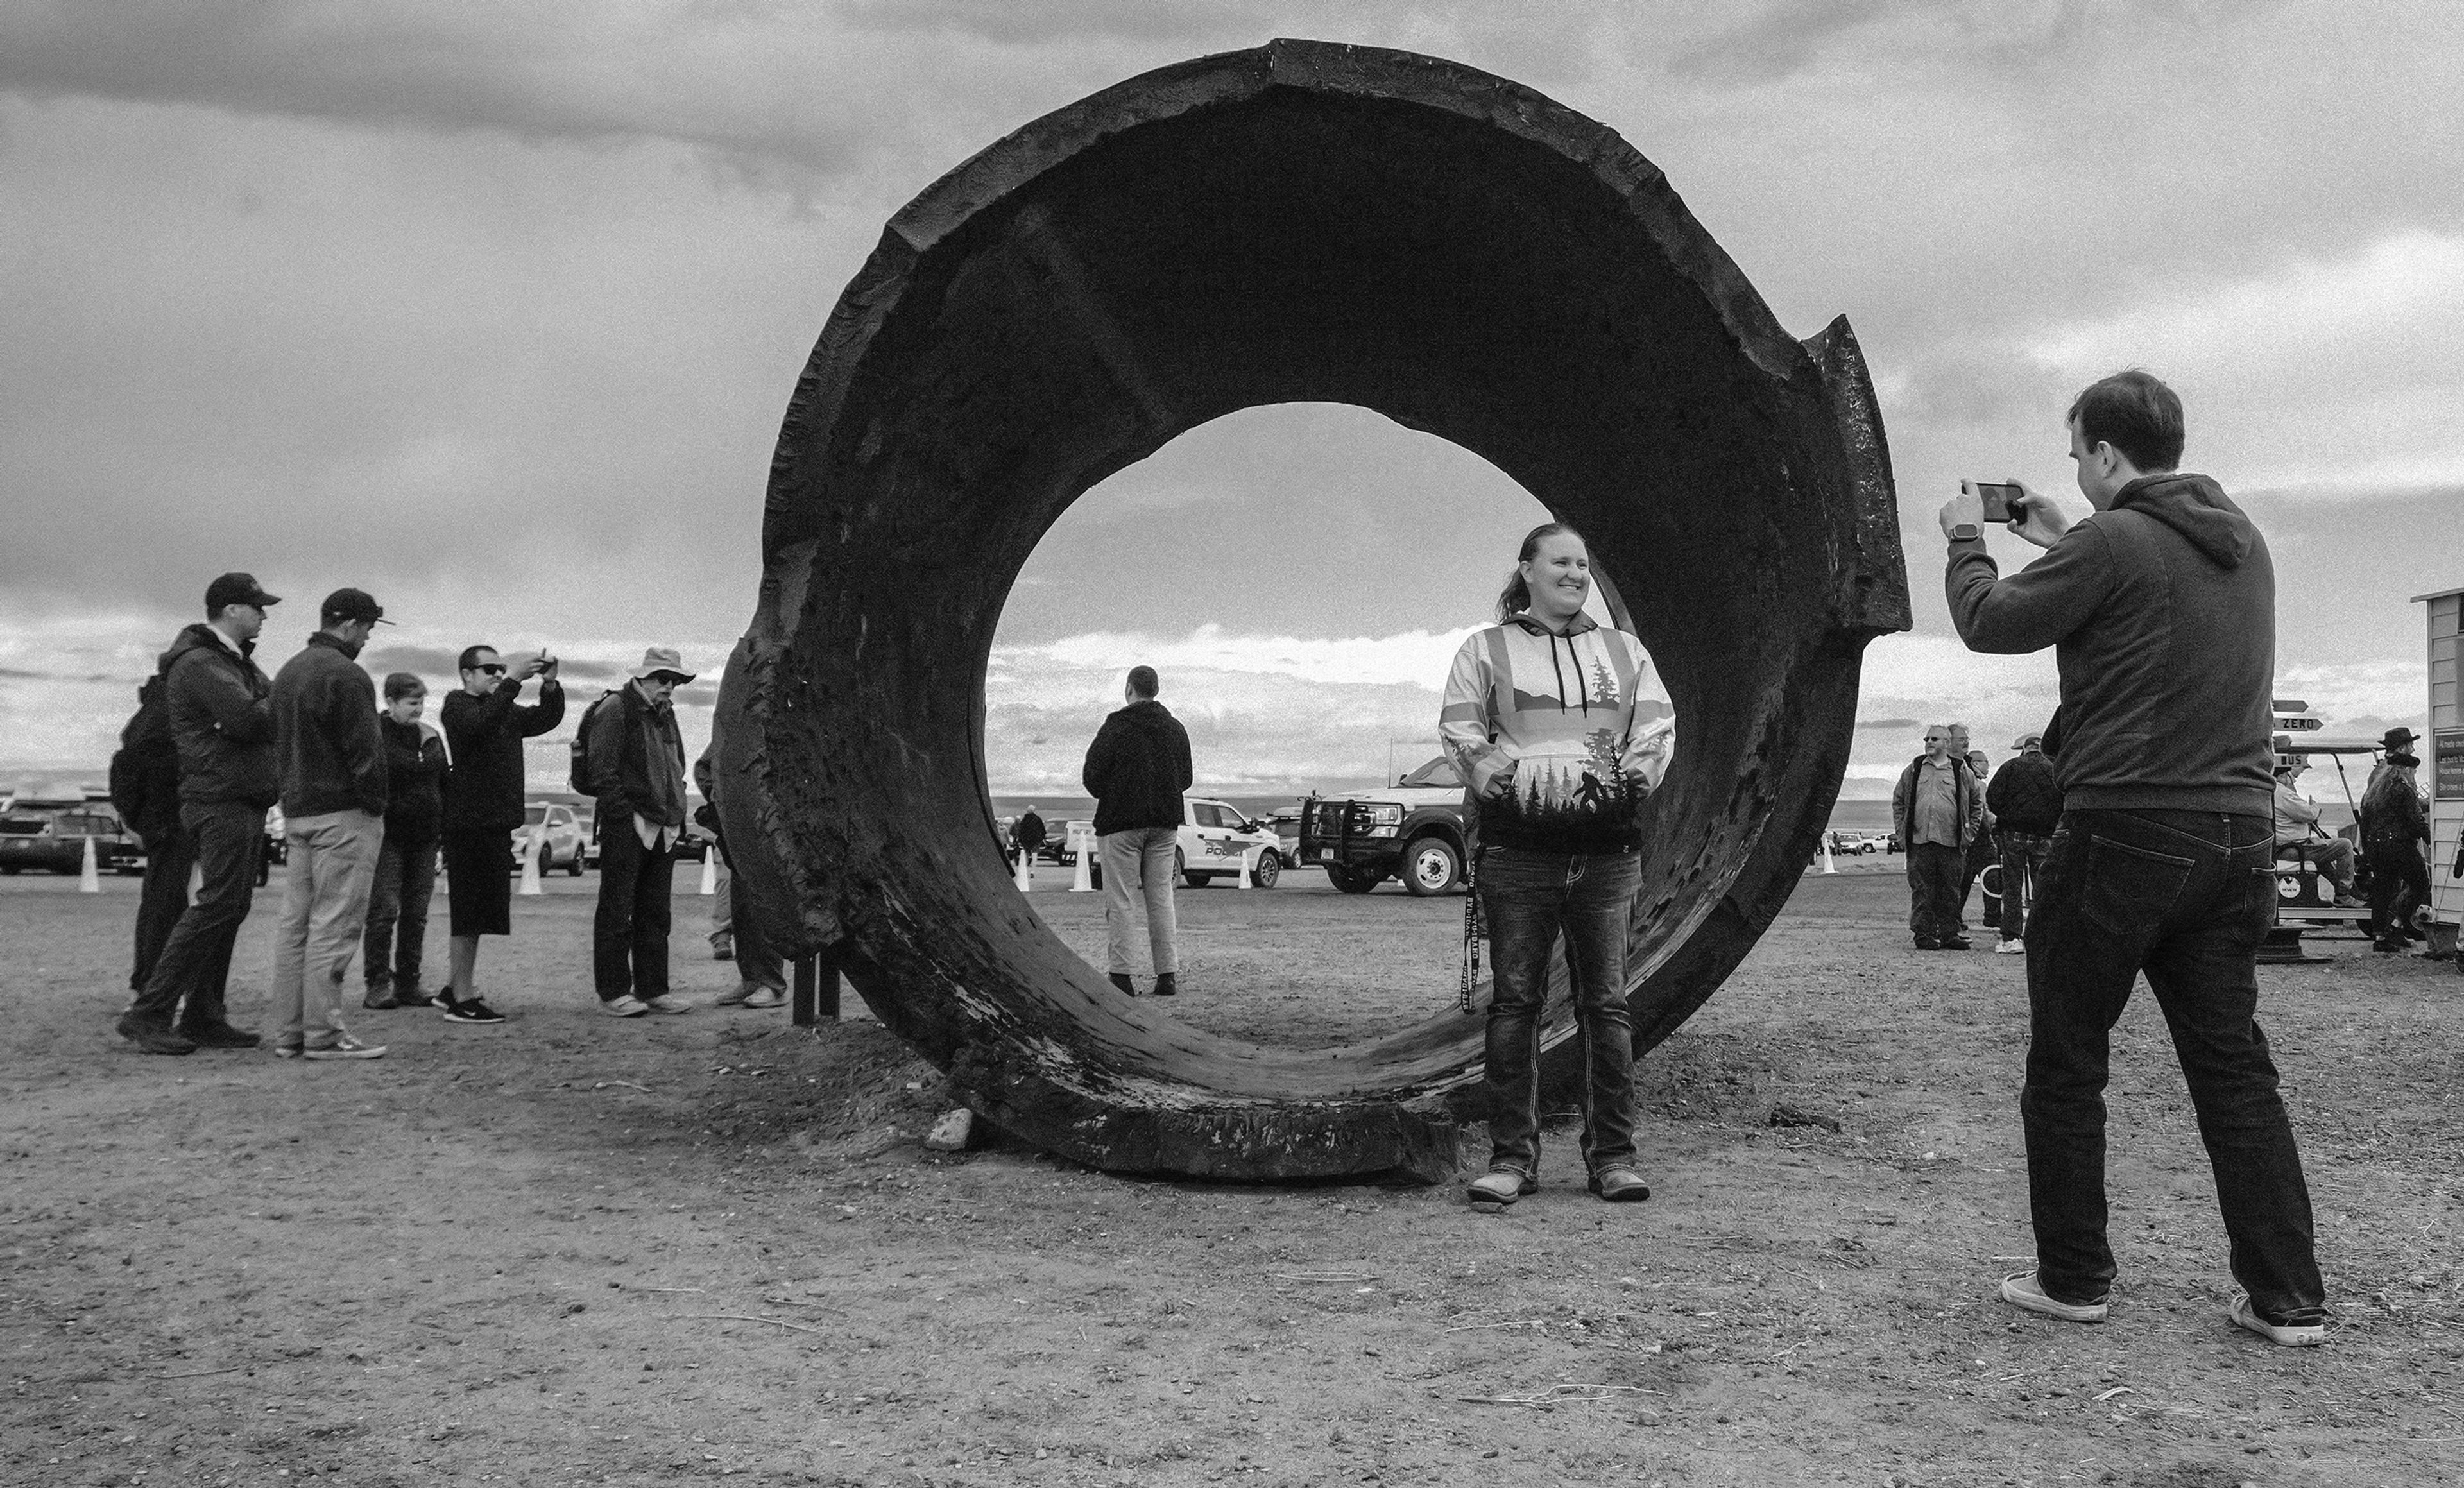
[1820,836,1837,875]
[697,849,717,896]
[1236,848,1252,889]
[518,826,544,896]
[1014,848,1032,893]
[1070,829,1095,893]
[79,835,101,893]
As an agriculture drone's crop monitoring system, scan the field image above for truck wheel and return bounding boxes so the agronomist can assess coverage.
[1252,850,1281,889]
[1402,837,1462,896]
[1328,865,1382,894]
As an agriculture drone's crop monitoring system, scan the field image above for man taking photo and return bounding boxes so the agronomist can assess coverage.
[1943,370,2327,1347]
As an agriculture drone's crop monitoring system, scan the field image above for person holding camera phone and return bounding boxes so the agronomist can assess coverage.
[438,643,563,1025]
[1942,370,2327,1347]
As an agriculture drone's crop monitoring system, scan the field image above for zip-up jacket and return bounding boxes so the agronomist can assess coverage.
[441,678,565,835]
[1081,700,1194,835]
[1892,753,1983,850]
[584,683,688,830]
[1438,613,1675,855]
[158,622,278,811]
[1983,749,2062,835]
[1947,472,2275,816]
[379,715,447,845]
[273,633,386,819]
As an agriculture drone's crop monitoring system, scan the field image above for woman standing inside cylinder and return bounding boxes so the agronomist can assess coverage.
[1439,522,1676,1211]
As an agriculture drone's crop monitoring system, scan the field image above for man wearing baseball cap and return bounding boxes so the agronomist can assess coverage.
[119,573,283,1054]
[581,647,696,1016]
[1983,731,2062,954]
[266,588,394,1059]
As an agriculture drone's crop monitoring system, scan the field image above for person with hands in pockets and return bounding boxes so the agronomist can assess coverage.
[1439,521,1675,1213]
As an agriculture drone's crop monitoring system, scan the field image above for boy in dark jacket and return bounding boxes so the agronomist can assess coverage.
[364,672,448,1008]
[267,588,391,1060]
[585,649,694,1016]
[119,572,282,1056]
[1945,370,2325,1347]
[437,643,564,1024]
[1081,665,1194,996]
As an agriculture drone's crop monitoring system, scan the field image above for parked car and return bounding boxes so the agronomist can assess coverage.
[509,801,588,875]
[0,800,143,875]
[1299,756,1471,896]
[1054,802,1287,888]
[1825,830,1885,855]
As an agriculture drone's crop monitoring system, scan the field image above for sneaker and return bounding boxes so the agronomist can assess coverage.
[363,989,400,1010]
[1467,1168,1537,1211]
[301,1034,387,1061]
[601,995,651,1018]
[710,934,735,962]
[116,1016,196,1056]
[1151,973,1178,998]
[1998,1270,2109,1323]
[741,985,786,1009]
[1108,972,1138,996]
[2331,893,2364,909]
[712,981,753,1007]
[176,1020,262,1050]
[1942,937,1974,951]
[440,998,507,1025]
[393,987,436,1009]
[1994,937,2026,955]
[272,1041,304,1060]
[643,993,694,1014]
[2230,1293,2326,1347]
[1589,1165,1652,1203]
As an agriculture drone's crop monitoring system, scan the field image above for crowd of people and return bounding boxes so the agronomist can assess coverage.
[107,574,736,1059]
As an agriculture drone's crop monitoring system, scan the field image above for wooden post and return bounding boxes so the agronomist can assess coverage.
[792,948,841,1026]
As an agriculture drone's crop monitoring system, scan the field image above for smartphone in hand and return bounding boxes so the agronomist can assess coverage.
[1965,480,2023,523]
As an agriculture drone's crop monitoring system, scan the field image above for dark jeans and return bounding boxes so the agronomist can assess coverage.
[127,800,261,1030]
[1997,829,2053,941]
[2021,808,2323,1317]
[2365,845,2429,943]
[130,819,198,993]
[1904,841,1967,944]
[728,866,785,991]
[363,834,438,992]
[594,823,674,1000]
[1477,846,1642,1179]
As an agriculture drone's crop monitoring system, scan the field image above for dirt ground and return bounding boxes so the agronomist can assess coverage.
[5,857,2460,1487]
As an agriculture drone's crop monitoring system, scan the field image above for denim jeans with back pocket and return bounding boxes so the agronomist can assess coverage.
[2020,808,2324,1315]
[1476,846,1643,1181]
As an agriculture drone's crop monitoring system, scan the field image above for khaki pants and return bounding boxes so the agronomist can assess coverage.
[272,809,383,1048]
[1100,827,1179,976]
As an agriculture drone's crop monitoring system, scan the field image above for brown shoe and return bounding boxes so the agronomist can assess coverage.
[1589,1166,1652,1203]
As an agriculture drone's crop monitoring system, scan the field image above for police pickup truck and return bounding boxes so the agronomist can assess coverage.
[1297,755,1472,896]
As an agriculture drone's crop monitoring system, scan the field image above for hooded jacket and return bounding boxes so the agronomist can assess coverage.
[1438,613,1675,855]
[158,622,278,811]
[273,632,387,819]
[1983,749,2062,835]
[441,678,565,835]
[1946,473,2275,816]
[1081,699,1194,835]
[379,715,448,844]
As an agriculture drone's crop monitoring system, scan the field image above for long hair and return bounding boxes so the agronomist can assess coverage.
[1494,520,1586,622]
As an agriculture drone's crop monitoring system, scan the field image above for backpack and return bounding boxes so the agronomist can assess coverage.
[567,691,619,796]
[108,676,178,829]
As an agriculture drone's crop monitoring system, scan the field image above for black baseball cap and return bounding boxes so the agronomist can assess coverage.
[320,588,392,626]
[203,572,280,614]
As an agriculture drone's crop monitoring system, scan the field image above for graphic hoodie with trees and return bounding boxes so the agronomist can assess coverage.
[1439,613,1675,854]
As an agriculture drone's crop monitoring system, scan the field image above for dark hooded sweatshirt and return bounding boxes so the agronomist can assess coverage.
[1081,699,1194,835]
[1946,472,2275,816]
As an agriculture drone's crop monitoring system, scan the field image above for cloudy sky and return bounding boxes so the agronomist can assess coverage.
[4,1,2458,800]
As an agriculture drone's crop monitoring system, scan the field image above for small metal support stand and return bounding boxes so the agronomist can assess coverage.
[792,948,841,1025]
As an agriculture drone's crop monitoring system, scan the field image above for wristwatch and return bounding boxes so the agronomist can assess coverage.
[1948,522,1983,542]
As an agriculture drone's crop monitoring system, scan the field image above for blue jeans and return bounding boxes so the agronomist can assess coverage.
[2022,809,2324,1315]
[1477,847,1642,1179]
[363,834,438,993]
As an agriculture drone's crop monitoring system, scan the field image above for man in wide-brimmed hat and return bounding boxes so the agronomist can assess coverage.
[583,647,695,1017]
[2359,726,2430,952]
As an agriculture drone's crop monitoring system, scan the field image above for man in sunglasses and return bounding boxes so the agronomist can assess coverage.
[437,643,563,1024]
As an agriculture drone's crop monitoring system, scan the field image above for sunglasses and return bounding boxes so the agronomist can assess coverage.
[475,664,507,676]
